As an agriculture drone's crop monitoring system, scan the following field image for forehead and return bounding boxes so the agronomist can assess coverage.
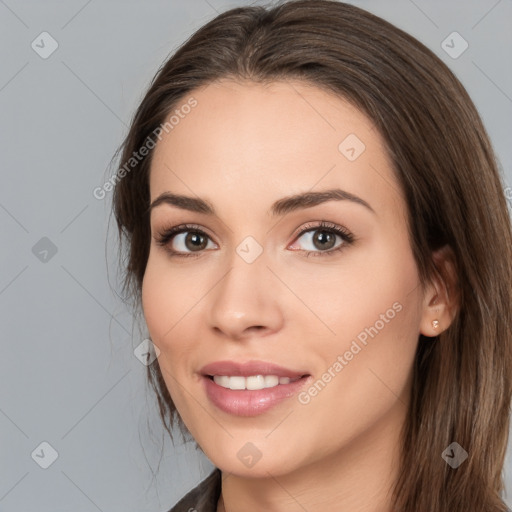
[149,79,403,219]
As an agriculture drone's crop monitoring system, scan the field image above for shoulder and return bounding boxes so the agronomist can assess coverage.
[166,468,222,512]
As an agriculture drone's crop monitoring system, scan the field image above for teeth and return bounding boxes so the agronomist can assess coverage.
[212,375,299,390]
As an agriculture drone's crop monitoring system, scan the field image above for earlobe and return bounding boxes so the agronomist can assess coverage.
[419,245,459,338]
[419,289,447,338]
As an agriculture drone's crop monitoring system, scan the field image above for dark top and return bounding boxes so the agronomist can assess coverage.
[167,468,222,512]
[166,469,512,512]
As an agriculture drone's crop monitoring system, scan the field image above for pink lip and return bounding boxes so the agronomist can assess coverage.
[199,360,311,417]
[200,360,308,379]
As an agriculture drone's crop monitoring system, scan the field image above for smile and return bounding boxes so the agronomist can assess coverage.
[210,374,302,390]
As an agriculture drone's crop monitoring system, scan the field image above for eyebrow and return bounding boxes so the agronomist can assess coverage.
[148,188,375,217]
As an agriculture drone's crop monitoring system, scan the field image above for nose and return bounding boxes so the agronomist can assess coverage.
[207,249,284,341]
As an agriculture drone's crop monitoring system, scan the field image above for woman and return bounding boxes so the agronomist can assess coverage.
[110,1,512,510]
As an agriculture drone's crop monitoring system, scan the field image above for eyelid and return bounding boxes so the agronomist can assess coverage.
[154,223,218,247]
[290,220,353,242]
[288,221,355,254]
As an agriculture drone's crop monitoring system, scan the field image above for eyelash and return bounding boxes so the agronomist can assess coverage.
[154,221,355,259]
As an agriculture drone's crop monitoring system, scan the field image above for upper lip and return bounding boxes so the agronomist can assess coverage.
[200,360,309,379]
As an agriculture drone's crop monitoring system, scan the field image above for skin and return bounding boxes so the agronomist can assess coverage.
[142,79,455,512]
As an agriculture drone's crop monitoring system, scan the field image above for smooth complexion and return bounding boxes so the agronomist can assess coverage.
[142,80,454,512]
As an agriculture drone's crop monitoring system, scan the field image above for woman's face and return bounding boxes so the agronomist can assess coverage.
[142,79,431,478]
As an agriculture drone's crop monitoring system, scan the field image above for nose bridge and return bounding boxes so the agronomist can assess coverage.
[207,238,284,338]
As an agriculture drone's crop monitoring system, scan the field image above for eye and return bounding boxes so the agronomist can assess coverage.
[154,223,217,258]
[154,221,355,259]
[289,221,355,257]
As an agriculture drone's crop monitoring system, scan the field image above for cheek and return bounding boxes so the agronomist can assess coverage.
[141,251,213,400]
[141,252,192,358]
[141,255,171,340]
[322,239,421,398]
[347,242,422,364]
[141,255,196,411]
[288,250,422,448]
[288,238,423,416]
[281,234,421,342]
[141,251,199,339]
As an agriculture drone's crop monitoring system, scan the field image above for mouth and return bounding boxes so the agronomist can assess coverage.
[201,369,312,416]
[199,360,312,416]
[205,374,309,390]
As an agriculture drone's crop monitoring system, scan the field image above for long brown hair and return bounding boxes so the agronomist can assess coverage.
[109,1,512,510]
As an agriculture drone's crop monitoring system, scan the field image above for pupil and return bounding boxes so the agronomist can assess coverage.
[314,231,335,250]
[186,232,207,251]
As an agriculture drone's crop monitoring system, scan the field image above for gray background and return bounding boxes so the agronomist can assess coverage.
[1,0,511,510]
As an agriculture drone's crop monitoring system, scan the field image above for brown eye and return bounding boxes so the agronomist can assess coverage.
[182,232,209,251]
[288,221,355,257]
[311,230,337,250]
[166,230,215,253]
[155,224,217,257]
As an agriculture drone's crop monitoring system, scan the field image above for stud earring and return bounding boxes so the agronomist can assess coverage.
[432,319,439,329]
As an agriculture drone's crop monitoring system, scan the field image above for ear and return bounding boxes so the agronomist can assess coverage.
[419,244,459,338]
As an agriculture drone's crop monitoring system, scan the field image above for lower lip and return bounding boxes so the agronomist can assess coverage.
[202,375,311,416]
